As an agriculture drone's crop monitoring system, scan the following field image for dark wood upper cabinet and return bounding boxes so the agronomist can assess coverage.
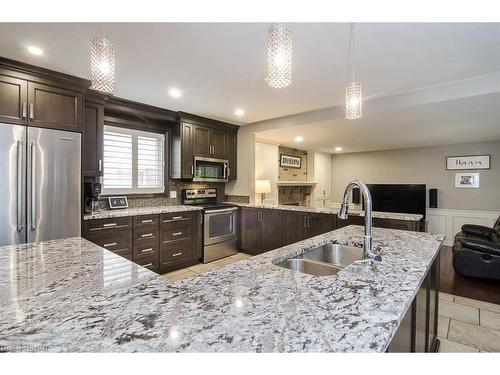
[83,98,104,176]
[28,82,83,131]
[0,75,27,125]
[194,125,211,157]
[181,122,195,179]
[226,132,237,180]
[210,128,226,158]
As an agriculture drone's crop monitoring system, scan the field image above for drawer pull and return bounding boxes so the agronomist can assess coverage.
[141,233,154,238]
[143,263,153,268]
[172,252,183,257]
[172,232,183,236]
[103,223,117,228]
[141,219,153,224]
[103,242,117,247]
[172,216,183,220]
[114,248,129,253]
[141,248,154,253]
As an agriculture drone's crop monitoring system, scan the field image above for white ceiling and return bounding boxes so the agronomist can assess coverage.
[0,23,499,123]
[1,22,499,152]
[255,92,500,153]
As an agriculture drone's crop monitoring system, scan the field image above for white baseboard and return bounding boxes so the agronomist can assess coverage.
[426,208,500,246]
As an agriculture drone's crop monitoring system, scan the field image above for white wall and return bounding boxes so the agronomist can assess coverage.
[225,127,256,201]
[255,141,279,203]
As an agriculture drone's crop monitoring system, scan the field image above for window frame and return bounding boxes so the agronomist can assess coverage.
[102,125,166,196]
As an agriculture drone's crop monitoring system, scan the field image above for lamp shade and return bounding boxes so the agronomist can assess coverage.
[255,180,272,194]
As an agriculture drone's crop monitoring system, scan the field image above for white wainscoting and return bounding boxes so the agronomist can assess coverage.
[426,208,500,246]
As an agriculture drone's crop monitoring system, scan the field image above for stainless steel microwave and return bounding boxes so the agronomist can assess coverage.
[193,156,229,182]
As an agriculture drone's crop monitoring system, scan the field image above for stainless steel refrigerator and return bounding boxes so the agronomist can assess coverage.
[0,123,81,247]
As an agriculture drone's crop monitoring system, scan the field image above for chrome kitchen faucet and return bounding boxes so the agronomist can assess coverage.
[338,180,382,262]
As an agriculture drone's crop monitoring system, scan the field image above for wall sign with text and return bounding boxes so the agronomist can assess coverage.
[446,155,490,170]
[280,154,302,169]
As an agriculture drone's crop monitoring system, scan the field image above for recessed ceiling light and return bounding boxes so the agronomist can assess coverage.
[168,88,182,98]
[334,146,343,152]
[27,46,43,56]
[294,136,303,143]
[235,108,245,117]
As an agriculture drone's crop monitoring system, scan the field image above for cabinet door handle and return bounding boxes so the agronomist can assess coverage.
[172,252,182,257]
[22,102,27,119]
[141,233,153,238]
[172,232,183,236]
[98,159,102,172]
[191,165,194,176]
[141,248,154,253]
[29,103,34,120]
[103,242,117,247]
[103,223,117,228]
[199,213,203,224]
[141,219,153,224]
[143,263,154,268]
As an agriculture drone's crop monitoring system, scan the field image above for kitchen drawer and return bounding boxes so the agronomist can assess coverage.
[160,240,193,266]
[83,217,132,234]
[133,239,158,260]
[133,214,159,229]
[134,254,159,273]
[160,222,192,243]
[84,229,133,260]
[160,211,194,227]
[134,226,159,244]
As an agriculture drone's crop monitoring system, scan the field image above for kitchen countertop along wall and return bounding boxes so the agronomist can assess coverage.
[229,202,423,221]
[0,225,442,352]
[83,205,203,220]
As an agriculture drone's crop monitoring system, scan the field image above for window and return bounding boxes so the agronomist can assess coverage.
[102,125,165,194]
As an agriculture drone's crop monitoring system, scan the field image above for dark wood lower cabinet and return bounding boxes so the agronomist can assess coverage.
[387,251,441,352]
[283,211,335,246]
[336,214,420,232]
[239,207,283,255]
[83,211,202,274]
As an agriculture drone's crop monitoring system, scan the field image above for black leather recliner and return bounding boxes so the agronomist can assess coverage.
[452,215,500,281]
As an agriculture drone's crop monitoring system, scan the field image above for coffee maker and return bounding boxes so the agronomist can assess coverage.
[84,182,102,213]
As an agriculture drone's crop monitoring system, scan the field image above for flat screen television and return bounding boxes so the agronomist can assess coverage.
[362,184,426,220]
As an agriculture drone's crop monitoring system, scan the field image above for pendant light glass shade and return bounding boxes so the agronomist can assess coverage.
[345,23,362,120]
[266,23,292,88]
[345,82,362,120]
[91,38,116,94]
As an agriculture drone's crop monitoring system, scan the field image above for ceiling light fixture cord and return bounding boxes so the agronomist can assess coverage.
[349,22,355,82]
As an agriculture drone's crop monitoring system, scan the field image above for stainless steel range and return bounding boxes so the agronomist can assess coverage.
[182,188,238,263]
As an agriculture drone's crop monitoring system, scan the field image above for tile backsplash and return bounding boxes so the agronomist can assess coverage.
[97,181,226,209]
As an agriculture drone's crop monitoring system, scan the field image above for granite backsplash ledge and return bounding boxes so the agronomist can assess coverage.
[97,181,226,209]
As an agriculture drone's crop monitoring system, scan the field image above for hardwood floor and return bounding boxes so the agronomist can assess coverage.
[440,246,500,305]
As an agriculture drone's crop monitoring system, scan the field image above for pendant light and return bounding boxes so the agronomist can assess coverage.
[91,24,116,94]
[266,23,293,88]
[345,23,362,120]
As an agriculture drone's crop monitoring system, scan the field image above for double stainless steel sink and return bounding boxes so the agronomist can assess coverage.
[277,243,363,276]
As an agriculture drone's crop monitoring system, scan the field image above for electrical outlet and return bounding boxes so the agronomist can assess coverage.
[169,191,177,199]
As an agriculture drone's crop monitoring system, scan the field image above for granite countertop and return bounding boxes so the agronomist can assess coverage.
[0,226,443,352]
[83,205,203,220]
[228,202,424,221]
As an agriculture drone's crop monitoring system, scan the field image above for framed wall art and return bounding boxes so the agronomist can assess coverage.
[455,173,480,188]
[280,154,302,169]
[446,155,490,170]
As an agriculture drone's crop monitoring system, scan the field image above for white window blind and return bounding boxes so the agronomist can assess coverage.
[103,125,165,195]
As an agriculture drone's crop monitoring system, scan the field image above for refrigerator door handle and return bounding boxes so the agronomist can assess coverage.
[16,140,23,231]
[30,142,36,230]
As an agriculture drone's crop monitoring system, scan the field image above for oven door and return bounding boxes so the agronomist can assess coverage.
[193,157,229,182]
[204,207,238,246]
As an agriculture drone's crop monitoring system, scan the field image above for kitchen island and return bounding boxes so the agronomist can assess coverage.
[0,226,443,352]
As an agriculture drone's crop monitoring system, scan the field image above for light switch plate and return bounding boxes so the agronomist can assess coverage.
[169,190,177,198]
